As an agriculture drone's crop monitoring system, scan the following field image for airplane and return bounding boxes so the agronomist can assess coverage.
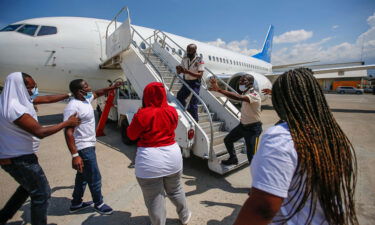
[0,16,273,100]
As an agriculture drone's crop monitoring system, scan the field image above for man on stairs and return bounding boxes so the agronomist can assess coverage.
[209,74,262,166]
[176,44,205,122]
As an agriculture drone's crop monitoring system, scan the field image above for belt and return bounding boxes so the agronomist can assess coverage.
[0,158,11,165]
[241,121,262,128]
[0,154,37,165]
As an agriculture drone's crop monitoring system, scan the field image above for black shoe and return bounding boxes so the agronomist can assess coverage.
[221,157,238,165]
[70,201,94,213]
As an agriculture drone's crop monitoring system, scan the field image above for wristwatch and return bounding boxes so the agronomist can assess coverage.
[72,153,79,158]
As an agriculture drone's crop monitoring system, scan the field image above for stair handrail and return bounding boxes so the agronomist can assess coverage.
[204,67,241,117]
[152,31,241,117]
[131,26,215,160]
[105,6,130,40]
[170,73,215,160]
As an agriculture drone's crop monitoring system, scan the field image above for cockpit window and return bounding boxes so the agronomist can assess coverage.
[37,26,57,36]
[0,24,22,32]
[17,24,39,36]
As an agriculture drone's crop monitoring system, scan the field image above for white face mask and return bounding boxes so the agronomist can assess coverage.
[239,85,248,92]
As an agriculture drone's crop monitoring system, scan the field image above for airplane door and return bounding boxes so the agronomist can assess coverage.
[33,27,68,93]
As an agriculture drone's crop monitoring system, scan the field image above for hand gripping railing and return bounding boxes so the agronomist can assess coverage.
[131,26,215,159]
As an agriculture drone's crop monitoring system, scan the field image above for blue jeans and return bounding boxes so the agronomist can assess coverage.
[224,122,263,164]
[0,154,51,225]
[71,146,103,206]
[177,79,201,121]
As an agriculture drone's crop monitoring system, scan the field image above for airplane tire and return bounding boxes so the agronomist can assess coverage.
[121,119,137,145]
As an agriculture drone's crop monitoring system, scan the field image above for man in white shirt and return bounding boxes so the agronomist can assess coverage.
[176,44,205,121]
[209,74,262,165]
[0,72,80,225]
[63,79,122,215]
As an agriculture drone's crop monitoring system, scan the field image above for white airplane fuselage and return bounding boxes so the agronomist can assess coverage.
[0,17,272,94]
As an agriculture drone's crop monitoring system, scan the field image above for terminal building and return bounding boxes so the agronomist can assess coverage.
[272,61,373,92]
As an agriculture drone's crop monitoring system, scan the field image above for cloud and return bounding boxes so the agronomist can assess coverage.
[273,12,375,65]
[207,38,260,56]
[205,12,375,65]
[274,29,313,44]
[332,25,339,29]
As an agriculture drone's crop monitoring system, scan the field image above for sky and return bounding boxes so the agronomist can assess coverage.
[0,0,375,66]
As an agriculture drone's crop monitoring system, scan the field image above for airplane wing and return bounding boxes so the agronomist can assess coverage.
[266,64,375,76]
[272,60,320,70]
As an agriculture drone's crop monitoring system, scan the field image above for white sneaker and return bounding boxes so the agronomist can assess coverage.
[181,211,192,225]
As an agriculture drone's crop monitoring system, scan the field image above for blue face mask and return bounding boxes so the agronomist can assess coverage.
[84,91,93,100]
[30,87,39,100]
[239,85,248,92]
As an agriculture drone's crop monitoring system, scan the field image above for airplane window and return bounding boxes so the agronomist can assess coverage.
[220,58,223,63]
[216,57,219,61]
[37,26,57,36]
[230,60,232,64]
[140,42,146,49]
[209,56,211,61]
[166,46,170,51]
[178,49,182,56]
[17,24,38,36]
[0,24,22,32]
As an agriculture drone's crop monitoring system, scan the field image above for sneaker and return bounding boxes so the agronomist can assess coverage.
[69,201,94,213]
[221,157,238,165]
[181,211,192,225]
[94,203,113,215]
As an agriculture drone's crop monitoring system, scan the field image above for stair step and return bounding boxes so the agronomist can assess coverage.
[163,77,177,83]
[213,142,244,157]
[212,131,228,146]
[212,152,249,174]
[199,121,223,133]
[198,112,215,123]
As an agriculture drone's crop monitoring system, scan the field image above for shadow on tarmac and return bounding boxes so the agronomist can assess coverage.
[33,110,248,224]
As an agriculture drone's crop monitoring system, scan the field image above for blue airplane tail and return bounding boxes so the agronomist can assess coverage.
[252,25,274,63]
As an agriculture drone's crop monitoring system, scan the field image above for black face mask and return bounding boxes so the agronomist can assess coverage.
[187,53,195,58]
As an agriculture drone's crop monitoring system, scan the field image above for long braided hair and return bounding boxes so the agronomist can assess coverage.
[271,68,358,225]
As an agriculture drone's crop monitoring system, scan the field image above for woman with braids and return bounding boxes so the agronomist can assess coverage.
[234,68,358,225]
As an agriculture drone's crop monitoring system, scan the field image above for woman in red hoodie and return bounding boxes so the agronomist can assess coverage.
[127,82,191,225]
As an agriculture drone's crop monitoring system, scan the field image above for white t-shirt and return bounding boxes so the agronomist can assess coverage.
[240,89,261,125]
[0,105,40,158]
[63,96,96,150]
[251,122,327,225]
[135,142,183,178]
[0,72,40,159]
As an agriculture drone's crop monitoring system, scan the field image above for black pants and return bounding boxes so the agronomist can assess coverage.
[176,79,201,121]
[224,122,262,164]
[0,154,51,225]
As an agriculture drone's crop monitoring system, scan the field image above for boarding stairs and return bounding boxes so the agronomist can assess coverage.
[100,7,248,174]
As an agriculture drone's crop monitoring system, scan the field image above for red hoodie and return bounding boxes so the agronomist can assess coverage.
[127,82,178,147]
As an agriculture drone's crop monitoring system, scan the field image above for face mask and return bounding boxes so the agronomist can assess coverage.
[30,87,39,100]
[85,91,93,99]
[239,85,248,92]
[187,53,195,58]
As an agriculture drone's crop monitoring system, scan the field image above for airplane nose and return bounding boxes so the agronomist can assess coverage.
[0,32,28,79]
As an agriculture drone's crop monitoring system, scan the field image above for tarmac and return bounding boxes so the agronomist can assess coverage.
[0,93,374,225]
